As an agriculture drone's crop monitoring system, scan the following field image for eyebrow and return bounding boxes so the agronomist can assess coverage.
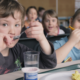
[16,21,21,23]
[0,20,10,22]
[0,19,21,23]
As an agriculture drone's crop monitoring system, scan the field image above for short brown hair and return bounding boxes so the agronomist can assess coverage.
[42,10,59,32]
[0,0,26,27]
[26,6,37,15]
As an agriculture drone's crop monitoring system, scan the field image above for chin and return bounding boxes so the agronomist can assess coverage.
[48,30,52,32]
[8,40,18,48]
[8,44,17,48]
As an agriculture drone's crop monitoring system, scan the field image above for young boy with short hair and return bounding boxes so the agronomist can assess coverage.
[0,0,56,74]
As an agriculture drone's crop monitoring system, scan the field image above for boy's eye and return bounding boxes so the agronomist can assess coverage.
[46,20,49,22]
[3,23,8,27]
[15,24,20,27]
[52,20,55,22]
[78,20,80,22]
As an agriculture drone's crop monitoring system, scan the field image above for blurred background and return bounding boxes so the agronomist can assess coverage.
[18,0,76,27]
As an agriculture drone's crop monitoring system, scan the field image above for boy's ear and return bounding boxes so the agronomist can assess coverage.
[69,17,73,26]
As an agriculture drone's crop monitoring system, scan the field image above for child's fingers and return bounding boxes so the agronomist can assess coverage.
[25,26,43,35]
[72,29,80,35]
[3,34,13,45]
[27,31,42,35]
[0,33,12,51]
[29,21,42,27]
[25,27,42,34]
[69,29,80,44]
[27,34,39,39]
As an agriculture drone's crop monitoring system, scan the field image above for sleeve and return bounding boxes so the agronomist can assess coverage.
[13,43,32,67]
[0,53,5,65]
[59,29,65,34]
[61,29,65,34]
[16,43,57,69]
[53,37,67,50]
[39,42,57,69]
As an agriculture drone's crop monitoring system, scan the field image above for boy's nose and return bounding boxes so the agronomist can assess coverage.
[9,27,15,35]
[49,21,52,25]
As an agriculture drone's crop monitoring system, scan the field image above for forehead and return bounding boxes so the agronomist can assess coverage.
[0,11,21,21]
[14,11,22,19]
[41,10,45,12]
[45,14,56,19]
[76,14,80,18]
[29,8,37,13]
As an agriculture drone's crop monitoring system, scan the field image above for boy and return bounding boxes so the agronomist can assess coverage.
[0,0,56,74]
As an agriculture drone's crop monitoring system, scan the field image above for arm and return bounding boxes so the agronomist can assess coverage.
[39,42,57,68]
[17,42,57,68]
[0,33,12,52]
[38,35,52,55]
[25,21,57,68]
[55,40,74,63]
[55,29,80,63]
[0,33,13,65]
[25,21,52,55]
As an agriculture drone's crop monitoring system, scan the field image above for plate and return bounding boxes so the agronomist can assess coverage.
[40,70,80,80]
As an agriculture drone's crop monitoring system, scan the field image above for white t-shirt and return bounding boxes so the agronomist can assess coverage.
[46,28,65,37]
[59,29,65,34]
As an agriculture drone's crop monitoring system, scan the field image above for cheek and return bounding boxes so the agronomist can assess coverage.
[15,28,21,35]
[73,22,80,28]
[28,14,31,18]
[35,15,37,18]
[53,21,58,26]
[44,22,49,27]
[0,28,9,33]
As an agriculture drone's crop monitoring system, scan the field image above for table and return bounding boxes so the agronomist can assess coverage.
[0,60,80,80]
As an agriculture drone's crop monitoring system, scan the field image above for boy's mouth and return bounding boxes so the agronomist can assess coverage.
[48,27,53,29]
[31,17,34,19]
[10,36,18,41]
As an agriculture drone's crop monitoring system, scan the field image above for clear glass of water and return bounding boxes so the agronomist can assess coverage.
[23,51,39,68]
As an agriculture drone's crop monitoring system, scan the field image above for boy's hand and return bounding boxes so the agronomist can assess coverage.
[0,33,12,52]
[69,29,80,45]
[25,21,45,42]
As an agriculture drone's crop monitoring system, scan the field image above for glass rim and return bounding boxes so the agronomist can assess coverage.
[23,51,40,54]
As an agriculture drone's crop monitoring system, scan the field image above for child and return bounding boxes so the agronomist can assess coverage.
[0,0,56,74]
[20,6,38,38]
[37,7,45,22]
[42,10,65,37]
[53,8,80,63]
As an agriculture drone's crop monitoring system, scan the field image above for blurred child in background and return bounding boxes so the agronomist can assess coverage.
[42,10,65,37]
[37,7,45,22]
[53,9,80,63]
[20,6,38,38]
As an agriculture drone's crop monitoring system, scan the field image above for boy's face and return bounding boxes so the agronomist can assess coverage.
[39,10,45,17]
[72,15,80,29]
[0,11,22,48]
[44,14,58,32]
[27,8,37,21]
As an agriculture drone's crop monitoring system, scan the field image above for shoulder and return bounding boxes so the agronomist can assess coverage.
[53,37,68,50]
[11,43,30,54]
[59,29,65,34]
[14,43,26,48]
